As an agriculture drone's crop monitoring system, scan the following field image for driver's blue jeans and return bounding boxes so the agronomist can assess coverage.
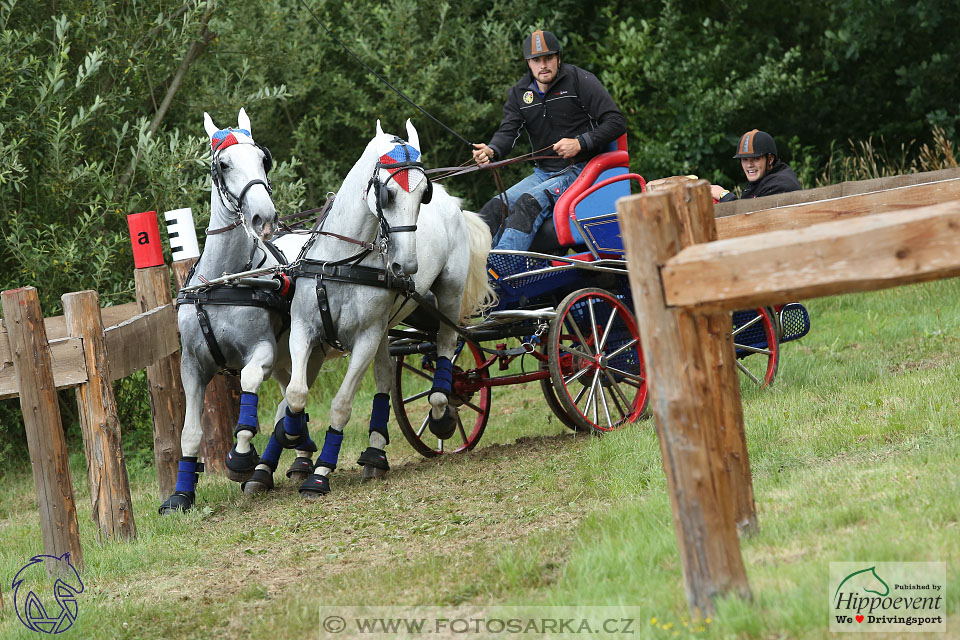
[493,163,584,252]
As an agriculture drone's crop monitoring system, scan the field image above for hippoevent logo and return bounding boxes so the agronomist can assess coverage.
[829,562,945,633]
[13,553,84,634]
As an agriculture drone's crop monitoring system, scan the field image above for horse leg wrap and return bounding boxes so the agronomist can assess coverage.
[504,193,541,233]
[258,436,283,472]
[273,408,311,449]
[160,456,202,514]
[477,196,508,238]
[429,357,453,397]
[174,456,203,493]
[235,392,260,437]
[428,405,457,440]
[316,427,343,471]
[368,392,391,446]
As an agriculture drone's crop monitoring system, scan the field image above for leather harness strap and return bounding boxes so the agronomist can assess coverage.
[290,259,416,351]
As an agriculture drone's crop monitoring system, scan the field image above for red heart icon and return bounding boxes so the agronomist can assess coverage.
[856,615,864,623]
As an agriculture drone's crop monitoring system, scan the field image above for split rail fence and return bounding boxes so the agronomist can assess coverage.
[0,256,239,576]
[616,168,960,616]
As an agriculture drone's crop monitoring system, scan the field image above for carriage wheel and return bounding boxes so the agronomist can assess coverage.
[546,288,648,434]
[539,372,582,432]
[732,307,780,389]
[392,340,491,458]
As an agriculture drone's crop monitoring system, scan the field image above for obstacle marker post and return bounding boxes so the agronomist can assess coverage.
[129,211,184,498]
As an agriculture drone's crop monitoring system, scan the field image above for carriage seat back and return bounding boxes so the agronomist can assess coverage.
[552,134,631,247]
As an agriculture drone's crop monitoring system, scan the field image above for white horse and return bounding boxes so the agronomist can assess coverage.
[278,120,494,496]
[161,109,322,514]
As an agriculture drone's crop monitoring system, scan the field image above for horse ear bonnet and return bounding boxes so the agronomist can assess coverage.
[378,181,393,209]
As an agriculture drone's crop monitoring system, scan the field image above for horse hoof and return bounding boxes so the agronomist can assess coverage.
[361,465,388,482]
[241,468,274,494]
[299,473,330,498]
[286,456,314,483]
[428,406,457,440]
[158,491,195,515]
[225,444,259,482]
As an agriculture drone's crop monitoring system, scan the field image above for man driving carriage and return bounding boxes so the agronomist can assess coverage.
[472,29,626,252]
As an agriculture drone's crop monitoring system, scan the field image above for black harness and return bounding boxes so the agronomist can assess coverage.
[284,139,429,352]
[176,258,294,374]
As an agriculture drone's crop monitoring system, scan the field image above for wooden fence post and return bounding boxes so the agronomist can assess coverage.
[62,290,137,541]
[1,287,84,572]
[134,265,184,498]
[667,181,757,532]
[170,257,239,474]
[617,186,750,616]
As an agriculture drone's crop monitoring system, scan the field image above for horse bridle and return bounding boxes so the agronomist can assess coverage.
[365,137,432,246]
[207,137,274,236]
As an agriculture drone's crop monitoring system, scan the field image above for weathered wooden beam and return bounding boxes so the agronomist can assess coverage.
[1,287,84,572]
[716,177,960,239]
[618,187,751,616]
[134,265,184,498]
[63,290,137,542]
[171,257,238,475]
[676,181,757,533]
[0,336,85,400]
[664,200,960,313]
[103,304,179,380]
[715,167,960,217]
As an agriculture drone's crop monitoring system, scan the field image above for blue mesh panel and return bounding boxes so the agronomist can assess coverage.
[779,303,811,343]
[732,309,771,357]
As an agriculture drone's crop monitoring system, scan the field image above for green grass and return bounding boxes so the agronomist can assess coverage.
[1,279,959,639]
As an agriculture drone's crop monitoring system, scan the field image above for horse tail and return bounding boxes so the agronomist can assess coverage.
[459,209,498,322]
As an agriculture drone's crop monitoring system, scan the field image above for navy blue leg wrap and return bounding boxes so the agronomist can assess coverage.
[430,356,453,396]
[260,436,282,471]
[236,392,259,435]
[317,427,344,470]
[174,456,200,493]
[369,393,390,445]
[283,407,306,436]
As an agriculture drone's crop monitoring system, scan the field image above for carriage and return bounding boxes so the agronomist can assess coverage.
[386,135,811,456]
[169,114,809,510]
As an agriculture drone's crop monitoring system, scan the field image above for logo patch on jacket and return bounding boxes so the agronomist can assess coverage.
[522,91,534,104]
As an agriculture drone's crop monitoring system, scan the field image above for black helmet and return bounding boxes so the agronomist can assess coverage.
[523,30,561,60]
[733,129,777,158]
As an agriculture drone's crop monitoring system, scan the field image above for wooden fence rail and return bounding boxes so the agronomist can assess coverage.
[617,177,960,617]
[0,260,236,569]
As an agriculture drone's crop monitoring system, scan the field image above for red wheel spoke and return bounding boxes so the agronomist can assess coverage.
[597,305,619,352]
[736,359,762,385]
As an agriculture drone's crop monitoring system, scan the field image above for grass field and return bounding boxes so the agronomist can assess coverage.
[1,278,958,639]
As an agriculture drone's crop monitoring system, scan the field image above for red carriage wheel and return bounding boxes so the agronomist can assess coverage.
[539,372,583,432]
[731,307,780,389]
[392,340,491,457]
[546,288,648,434]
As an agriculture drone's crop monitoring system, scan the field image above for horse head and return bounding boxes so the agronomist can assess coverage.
[363,119,432,275]
[203,108,277,239]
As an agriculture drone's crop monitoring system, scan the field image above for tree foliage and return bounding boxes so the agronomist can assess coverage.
[0,0,957,461]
